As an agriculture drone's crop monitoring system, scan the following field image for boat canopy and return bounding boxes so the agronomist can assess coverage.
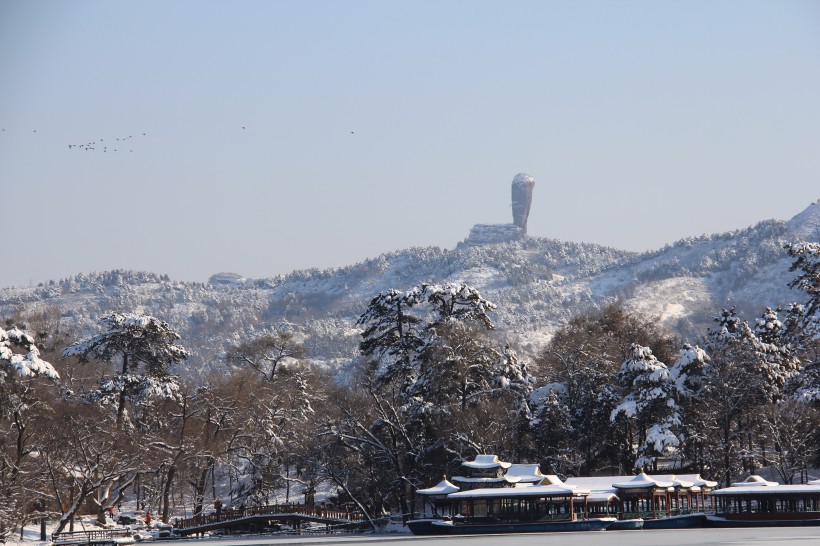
[461,454,512,470]
[730,475,778,487]
[611,472,674,490]
[416,479,460,496]
[448,483,588,499]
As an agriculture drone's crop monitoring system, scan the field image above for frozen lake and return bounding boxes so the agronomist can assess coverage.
[180,527,820,546]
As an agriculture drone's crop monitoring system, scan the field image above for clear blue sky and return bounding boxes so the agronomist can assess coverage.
[2,0,819,288]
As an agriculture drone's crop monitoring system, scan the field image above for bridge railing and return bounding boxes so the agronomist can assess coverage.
[52,529,134,545]
[176,503,364,529]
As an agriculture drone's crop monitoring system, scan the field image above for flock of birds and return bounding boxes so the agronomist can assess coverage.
[1,126,357,155]
[67,133,146,153]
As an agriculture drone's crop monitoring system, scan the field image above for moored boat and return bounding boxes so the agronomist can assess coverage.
[406,518,450,535]
[641,512,706,529]
[606,518,643,530]
[409,455,612,535]
[429,517,613,534]
[705,514,820,528]
[705,475,820,528]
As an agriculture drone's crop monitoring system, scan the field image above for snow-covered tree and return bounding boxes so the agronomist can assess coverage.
[758,400,820,484]
[358,288,425,390]
[43,404,144,534]
[0,326,60,542]
[357,282,498,393]
[751,307,801,402]
[699,308,771,484]
[224,330,317,505]
[1,326,59,382]
[62,313,188,430]
[611,344,680,471]
[226,330,306,383]
[410,324,530,412]
[669,344,712,471]
[343,282,527,521]
[785,243,820,400]
[669,344,710,397]
[422,282,496,329]
[786,242,820,339]
[531,304,677,475]
[530,387,578,475]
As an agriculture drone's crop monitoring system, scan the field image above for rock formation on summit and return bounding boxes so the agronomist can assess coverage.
[511,173,535,234]
[460,173,536,247]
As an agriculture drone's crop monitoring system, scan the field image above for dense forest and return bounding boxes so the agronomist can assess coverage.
[1,243,819,540]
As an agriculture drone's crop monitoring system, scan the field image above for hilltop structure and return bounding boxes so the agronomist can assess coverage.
[460,173,536,247]
[511,173,535,233]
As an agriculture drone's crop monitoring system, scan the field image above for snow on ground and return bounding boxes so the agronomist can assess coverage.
[624,277,712,334]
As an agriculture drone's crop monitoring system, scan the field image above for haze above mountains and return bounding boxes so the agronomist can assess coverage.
[2,200,819,377]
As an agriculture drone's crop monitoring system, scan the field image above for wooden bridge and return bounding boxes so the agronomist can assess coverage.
[174,503,367,535]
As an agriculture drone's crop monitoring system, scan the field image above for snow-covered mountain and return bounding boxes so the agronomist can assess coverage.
[3,202,819,378]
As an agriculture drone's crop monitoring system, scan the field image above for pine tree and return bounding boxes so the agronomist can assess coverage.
[669,344,712,472]
[357,288,425,390]
[785,243,820,400]
[611,344,680,471]
[531,304,676,475]
[700,308,768,484]
[786,242,820,339]
[1,326,59,542]
[752,307,800,402]
[62,313,188,430]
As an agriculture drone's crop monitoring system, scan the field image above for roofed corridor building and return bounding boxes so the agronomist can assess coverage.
[415,454,717,523]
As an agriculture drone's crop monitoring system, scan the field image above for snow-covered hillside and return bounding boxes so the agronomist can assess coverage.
[2,202,818,378]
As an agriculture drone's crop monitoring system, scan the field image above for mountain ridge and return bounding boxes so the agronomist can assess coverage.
[2,201,819,377]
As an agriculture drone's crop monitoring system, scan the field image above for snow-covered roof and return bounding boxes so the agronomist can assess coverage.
[504,464,544,482]
[713,484,820,496]
[730,475,778,487]
[461,454,512,469]
[541,474,569,486]
[416,479,459,496]
[448,484,588,499]
[451,475,520,484]
[611,472,674,490]
[565,473,710,494]
[674,473,718,488]
[564,476,621,492]
[587,492,620,503]
[651,474,694,489]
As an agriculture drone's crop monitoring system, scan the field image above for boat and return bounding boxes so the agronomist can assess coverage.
[408,483,615,535]
[409,455,612,535]
[641,512,706,529]
[705,515,820,528]
[428,517,613,534]
[606,518,643,530]
[705,475,820,527]
[405,518,449,536]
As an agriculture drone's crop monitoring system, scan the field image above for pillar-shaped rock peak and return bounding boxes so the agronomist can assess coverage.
[511,173,535,234]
